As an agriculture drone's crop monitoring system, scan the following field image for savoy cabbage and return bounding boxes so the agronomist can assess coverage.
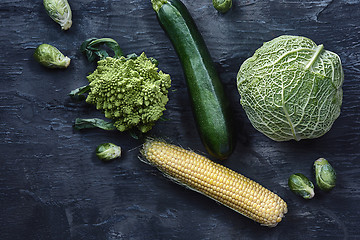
[237,35,344,141]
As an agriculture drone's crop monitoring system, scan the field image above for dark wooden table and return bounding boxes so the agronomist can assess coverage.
[1,0,359,239]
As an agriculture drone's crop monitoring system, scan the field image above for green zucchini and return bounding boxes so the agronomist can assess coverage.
[152,0,235,159]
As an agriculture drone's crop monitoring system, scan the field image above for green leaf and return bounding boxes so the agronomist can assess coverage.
[73,118,116,130]
[80,37,124,62]
[126,53,138,60]
[129,128,145,140]
[95,49,109,59]
[125,53,158,66]
[68,85,91,101]
[149,57,159,66]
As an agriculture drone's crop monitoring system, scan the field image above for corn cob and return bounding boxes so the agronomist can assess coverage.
[141,139,288,227]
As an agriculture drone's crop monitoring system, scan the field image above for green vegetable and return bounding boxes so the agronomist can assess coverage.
[69,86,91,101]
[74,118,116,131]
[314,158,336,191]
[237,35,344,141]
[80,38,123,62]
[86,54,171,133]
[96,143,121,161]
[212,0,232,13]
[288,173,315,199]
[34,43,70,68]
[79,38,160,65]
[43,0,72,30]
[71,38,171,133]
[151,0,235,160]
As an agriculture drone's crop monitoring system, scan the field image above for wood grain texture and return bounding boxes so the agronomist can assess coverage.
[1,0,359,239]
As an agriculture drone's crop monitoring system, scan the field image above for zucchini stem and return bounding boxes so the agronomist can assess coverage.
[151,0,168,12]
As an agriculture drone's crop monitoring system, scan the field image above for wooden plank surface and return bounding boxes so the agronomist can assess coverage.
[0,0,359,239]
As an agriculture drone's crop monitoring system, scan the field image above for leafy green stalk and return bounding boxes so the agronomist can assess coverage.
[68,85,91,101]
[80,38,124,62]
[74,118,116,130]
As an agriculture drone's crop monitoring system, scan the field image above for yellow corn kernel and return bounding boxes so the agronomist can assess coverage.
[141,139,288,227]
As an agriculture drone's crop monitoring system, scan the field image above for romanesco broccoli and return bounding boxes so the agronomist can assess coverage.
[85,52,171,133]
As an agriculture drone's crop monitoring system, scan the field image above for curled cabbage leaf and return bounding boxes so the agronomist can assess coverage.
[237,35,344,141]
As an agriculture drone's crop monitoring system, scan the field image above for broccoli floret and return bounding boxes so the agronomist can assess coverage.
[85,52,171,133]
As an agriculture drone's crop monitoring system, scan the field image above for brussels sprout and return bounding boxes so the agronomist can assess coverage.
[96,143,122,161]
[288,173,315,199]
[237,35,344,141]
[314,158,336,191]
[34,43,70,68]
[212,0,232,13]
[34,44,70,69]
[43,0,72,30]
